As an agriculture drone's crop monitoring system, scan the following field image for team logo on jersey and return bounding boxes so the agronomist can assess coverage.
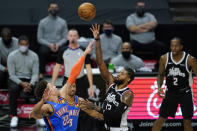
[106,93,119,106]
[167,67,185,77]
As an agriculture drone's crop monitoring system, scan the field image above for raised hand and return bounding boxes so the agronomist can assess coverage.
[90,24,100,39]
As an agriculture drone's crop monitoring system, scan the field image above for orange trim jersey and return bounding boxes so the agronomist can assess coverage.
[44,96,80,131]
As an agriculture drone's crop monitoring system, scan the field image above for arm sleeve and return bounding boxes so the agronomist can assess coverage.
[37,21,50,46]
[30,54,39,85]
[7,54,21,84]
[56,21,68,46]
[67,56,85,84]
[85,54,91,64]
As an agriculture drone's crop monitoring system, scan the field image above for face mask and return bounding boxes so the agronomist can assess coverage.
[49,9,58,16]
[103,29,112,36]
[3,39,12,47]
[136,7,146,17]
[19,45,28,53]
[122,51,131,59]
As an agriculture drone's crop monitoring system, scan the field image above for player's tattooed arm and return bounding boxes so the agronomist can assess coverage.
[122,90,134,107]
[78,98,103,119]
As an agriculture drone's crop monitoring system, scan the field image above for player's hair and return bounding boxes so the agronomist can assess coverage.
[103,20,113,26]
[34,80,48,100]
[18,35,29,43]
[125,67,135,83]
[171,37,183,45]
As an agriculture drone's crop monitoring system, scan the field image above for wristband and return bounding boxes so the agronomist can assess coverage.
[94,38,100,41]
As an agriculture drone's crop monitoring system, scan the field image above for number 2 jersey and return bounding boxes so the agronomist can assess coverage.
[101,83,132,128]
[165,52,192,92]
[43,96,80,131]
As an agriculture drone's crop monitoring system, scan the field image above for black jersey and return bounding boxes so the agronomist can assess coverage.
[102,83,131,127]
[165,52,191,91]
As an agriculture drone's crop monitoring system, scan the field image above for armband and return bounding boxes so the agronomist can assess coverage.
[94,38,100,41]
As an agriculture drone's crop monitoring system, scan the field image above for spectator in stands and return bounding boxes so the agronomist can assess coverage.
[51,29,94,131]
[111,42,144,70]
[7,36,43,128]
[92,20,122,65]
[0,28,18,89]
[126,1,167,71]
[37,1,68,79]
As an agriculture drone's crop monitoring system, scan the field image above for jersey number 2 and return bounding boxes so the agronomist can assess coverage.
[173,77,178,85]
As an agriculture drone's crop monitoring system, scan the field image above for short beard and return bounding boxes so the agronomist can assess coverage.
[114,78,123,85]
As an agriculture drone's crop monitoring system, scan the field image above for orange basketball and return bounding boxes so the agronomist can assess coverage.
[78,2,96,21]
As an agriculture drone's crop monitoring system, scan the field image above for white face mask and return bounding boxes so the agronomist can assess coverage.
[19,45,28,53]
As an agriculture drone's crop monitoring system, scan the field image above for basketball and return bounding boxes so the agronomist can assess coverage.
[78,2,96,21]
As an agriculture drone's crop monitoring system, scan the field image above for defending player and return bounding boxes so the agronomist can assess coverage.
[29,41,103,131]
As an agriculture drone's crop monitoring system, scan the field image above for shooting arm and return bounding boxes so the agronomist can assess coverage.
[95,39,114,86]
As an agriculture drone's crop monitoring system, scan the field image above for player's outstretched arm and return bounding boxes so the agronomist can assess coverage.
[78,98,103,120]
[60,41,94,96]
[90,24,114,86]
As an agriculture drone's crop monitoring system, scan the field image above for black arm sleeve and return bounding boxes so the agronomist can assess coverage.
[56,46,68,64]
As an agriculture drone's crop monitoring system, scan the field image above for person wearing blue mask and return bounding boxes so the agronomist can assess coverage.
[91,20,122,66]
[7,35,41,128]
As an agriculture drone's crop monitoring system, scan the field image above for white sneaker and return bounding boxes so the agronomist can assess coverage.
[36,119,45,127]
[10,116,18,128]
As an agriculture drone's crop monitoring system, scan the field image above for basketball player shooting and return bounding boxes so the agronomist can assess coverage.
[82,24,134,131]
[29,41,103,131]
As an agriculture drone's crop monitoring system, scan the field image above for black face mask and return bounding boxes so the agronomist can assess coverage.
[136,7,146,17]
[103,29,112,36]
[122,51,131,59]
[49,9,58,16]
[3,39,12,47]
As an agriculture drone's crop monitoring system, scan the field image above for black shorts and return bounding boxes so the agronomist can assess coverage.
[159,88,194,119]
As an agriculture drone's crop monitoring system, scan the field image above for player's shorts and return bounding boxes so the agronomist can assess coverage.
[159,87,194,119]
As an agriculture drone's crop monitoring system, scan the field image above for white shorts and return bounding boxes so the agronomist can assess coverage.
[110,127,128,131]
